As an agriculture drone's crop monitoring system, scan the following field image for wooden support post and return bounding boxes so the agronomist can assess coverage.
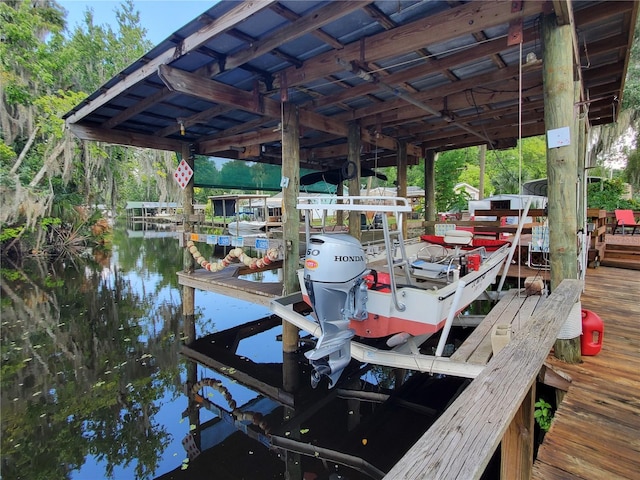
[281,102,300,353]
[543,13,581,363]
[542,13,579,289]
[181,143,196,323]
[424,149,437,235]
[336,184,344,226]
[347,121,361,239]
[500,383,535,480]
[478,144,486,200]
[397,140,408,239]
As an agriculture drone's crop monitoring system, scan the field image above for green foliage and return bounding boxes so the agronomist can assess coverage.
[1,268,24,281]
[0,225,24,242]
[39,217,62,228]
[624,130,640,194]
[435,147,475,212]
[587,178,640,210]
[622,15,640,110]
[399,138,548,213]
[1,0,160,258]
[534,399,554,432]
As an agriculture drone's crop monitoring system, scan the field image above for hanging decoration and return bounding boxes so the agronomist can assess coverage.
[186,240,279,272]
[174,159,194,189]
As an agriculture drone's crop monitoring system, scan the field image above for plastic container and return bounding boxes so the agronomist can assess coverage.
[467,254,481,271]
[580,309,604,356]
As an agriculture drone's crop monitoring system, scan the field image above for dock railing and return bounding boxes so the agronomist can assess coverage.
[384,279,583,480]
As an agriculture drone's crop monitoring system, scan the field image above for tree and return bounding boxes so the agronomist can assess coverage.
[624,130,640,196]
[1,1,176,259]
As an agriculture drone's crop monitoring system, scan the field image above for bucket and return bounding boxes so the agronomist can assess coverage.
[468,254,481,271]
[581,309,604,356]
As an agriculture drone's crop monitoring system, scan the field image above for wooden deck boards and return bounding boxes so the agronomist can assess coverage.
[177,262,283,307]
[532,266,640,480]
[450,289,545,365]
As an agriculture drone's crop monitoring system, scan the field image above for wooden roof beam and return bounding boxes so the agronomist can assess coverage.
[69,123,185,151]
[69,1,365,131]
[336,61,541,125]
[280,0,544,89]
[158,65,422,158]
[268,2,344,50]
[65,0,277,125]
[356,77,543,128]
[153,104,234,138]
[208,1,371,77]
[198,129,282,155]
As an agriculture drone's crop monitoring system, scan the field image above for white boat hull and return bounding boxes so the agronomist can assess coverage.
[227,220,266,234]
[298,244,508,338]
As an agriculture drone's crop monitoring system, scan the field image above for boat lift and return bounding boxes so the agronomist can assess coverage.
[271,196,530,382]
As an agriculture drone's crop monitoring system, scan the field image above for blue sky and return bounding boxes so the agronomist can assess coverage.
[59,0,215,46]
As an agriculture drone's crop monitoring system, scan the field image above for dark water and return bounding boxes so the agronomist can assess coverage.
[1,224,471,480]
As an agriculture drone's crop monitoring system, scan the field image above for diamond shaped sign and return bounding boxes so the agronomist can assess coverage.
[174,160,194,189]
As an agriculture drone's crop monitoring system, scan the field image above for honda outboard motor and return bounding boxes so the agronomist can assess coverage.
[303,234,369,388]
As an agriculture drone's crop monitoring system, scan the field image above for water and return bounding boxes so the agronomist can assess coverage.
[1,224,470,480]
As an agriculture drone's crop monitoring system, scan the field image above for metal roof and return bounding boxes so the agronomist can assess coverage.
[64,0,638,171]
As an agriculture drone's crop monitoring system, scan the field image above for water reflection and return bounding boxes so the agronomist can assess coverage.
[1,229,185,480]
[1,225,470,480]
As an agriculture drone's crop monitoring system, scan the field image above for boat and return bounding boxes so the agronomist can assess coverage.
[208,194,282,235]
[227,220,267,234]
[271,196,530,388]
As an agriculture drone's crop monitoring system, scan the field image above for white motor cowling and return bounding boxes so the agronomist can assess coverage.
[302,234,369,388]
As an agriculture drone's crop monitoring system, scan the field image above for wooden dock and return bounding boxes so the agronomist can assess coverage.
[449,288,545,366]
[177,257,640,478]
[177,262,283,307]
[532,266,640,480]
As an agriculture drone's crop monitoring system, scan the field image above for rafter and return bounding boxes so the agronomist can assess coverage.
[279,1,544,89]
[65,0,278,125]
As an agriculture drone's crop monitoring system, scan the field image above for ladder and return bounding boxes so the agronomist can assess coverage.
[380,210,413,312]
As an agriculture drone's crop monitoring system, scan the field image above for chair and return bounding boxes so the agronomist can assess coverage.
[614,210,640,235]
[527,225,550,270]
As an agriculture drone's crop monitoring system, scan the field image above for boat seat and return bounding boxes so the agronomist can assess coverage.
[411,259,457,280]
[443,229,474,246]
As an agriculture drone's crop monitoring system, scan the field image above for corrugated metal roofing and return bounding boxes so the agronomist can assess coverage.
[64,0,638,171]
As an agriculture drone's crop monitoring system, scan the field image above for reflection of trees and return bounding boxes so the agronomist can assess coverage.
[113,225,181,293]
[1,237,185,479]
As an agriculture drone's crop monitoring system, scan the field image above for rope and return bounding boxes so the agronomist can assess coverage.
[186,240,279,272]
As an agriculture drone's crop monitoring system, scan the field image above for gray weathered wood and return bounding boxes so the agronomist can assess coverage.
[384,279,582,480]
[542,13,581,363]
[281,102,301,351]
[424,150,436,235]
[542,14,579,289]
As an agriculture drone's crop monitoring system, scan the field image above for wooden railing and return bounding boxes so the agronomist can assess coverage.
[424,208,547,237]
[384,279,583,480]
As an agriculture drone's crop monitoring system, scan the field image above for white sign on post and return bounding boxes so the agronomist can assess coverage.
[547,126,571,149]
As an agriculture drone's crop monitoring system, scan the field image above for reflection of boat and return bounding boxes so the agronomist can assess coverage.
[175,314,465,480]
[272,196,528,388]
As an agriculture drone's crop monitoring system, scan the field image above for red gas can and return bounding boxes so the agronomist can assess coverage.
[581,309,604,356]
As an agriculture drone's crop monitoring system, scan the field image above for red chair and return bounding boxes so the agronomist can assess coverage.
[614,209,640,235]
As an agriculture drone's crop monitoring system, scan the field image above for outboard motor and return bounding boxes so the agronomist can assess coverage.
[303,234,369,388]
